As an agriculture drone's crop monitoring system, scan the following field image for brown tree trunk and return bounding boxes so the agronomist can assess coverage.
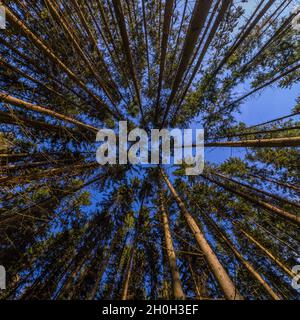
[0,110,85,140]
[209,125,300,141]
[121,244,135,300]
[205,136,300,148]
[212,171,300,209]
[187,259,202,299]
[203,174,300,225]
[0,162,98,186]
[239,228,294,278]
[249,173,300,193]
[175,0,231,114]
[160,168,244,300]
[163,0,213,126]
[154,0,175,122]
[200,208,281,300]
[112,0,143,115]
[159,193,185,299]
[4,5,118,119]
[0,93,98,133]
[121,201,144,300]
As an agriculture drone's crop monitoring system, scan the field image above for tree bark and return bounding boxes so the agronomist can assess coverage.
[200,208,281,300]
[239,228,294,278]
[160,168,244,300]
[212,171,300,209]
[112,0,143,116]
[205,136,300,148]
[159,193,185,299]
[154,0,175,123]
[203,173,300,225]
[162,0,213,126]
[249,173,300,193]
[4,5,118,119]
[0,93,98,133]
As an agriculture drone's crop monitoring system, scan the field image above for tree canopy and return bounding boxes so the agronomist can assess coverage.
[0,0,299,300]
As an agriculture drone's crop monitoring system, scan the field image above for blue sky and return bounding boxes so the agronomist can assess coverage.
[206,83,300,164]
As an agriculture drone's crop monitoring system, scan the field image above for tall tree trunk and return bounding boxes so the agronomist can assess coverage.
[160,168,244,300]
[87,227,127,300]
[187,258,202,299]
[174,0,232,118]
[238,227,294,278]
[205,136,300,148]
[212,171,300,209]
[159,193,185,299]
[154,0,175,123]
[87,250,111,300]
[112,0,143,116]
[121,243,136,300]
[249,173,300,193]
[0,93,98,133]
[4,5,118,119]
[200,207,281,300]
[121,200,144,300]
[162,0,213,126]
[209,125,300,141]
[203,173,300,225]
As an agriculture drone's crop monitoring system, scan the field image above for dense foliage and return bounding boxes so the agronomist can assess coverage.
[0,0,299,300]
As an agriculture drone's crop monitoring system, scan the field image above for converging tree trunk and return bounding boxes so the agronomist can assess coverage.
[159,193,185,299]
[160,168,244,300]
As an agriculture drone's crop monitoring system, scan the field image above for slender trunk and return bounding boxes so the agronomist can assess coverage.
[160,168,243,300]
[249,173,300,193]
[112,0,143,116]
[0,110,86,140]
[205,136,300,148]
[187,259,201,299]
[141,0,151,87]
[88,227,126,300]
[212,171,300,209]
[154,0,175,123]
[220,63,300,113]
[213,0,276,75]
[203,173,300,225]
[209,125,300,141]
[121,200,144,300]
[4,5,118,119]
[0,162,98,186]
[87,250,111,300]
[175,0,231,117]
[1,159,74,172]
[0,93,98,133]
[245,113,300,131]
[239,228,294,278]
[200,208,281,300]
[58,253,89,300]
[162,0,213,126]
[121,243,135,300]
[159,193,185,299]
